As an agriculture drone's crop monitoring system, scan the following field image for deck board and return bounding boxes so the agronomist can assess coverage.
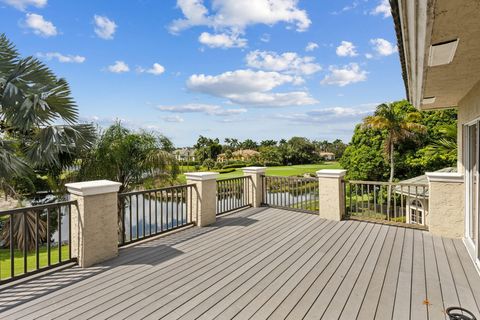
[0,207,479,320]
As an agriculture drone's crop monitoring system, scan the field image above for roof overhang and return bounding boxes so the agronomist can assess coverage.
[391,0,480,110]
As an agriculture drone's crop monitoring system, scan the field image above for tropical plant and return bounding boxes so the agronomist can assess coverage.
[362,102,426,183]
[424,123,457,158]
[0,34,95,250]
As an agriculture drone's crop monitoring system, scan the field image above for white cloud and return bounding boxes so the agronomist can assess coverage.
[370,38,398,56]
[137,63,165,75]
[107,61,129,73]
[163,115,185,123]
[198,32,247,48]
[170,0,311,34]
[260,33,271,43]
[321,63,367,86]
[274,104,377,124]
[157,103,247,116]
[331,1,359,15]
[36,52,86,63]
[370,0,391,18]
[365,53,373,59]
[187,69,317,107]
[94,15,117,40]
[24,13,57,37]
[246,50,321,75]
[2,0,46,11]
[336,41,358,57]
[305,42,318,52]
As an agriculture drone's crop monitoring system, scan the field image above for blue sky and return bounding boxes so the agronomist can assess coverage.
[0,0,404,147]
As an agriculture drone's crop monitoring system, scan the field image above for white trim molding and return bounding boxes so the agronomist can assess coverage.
[66,180,122,196]
[316,169,347,179]
[184,172,218,181]
[426,172,464,183]
[242,167,267,174]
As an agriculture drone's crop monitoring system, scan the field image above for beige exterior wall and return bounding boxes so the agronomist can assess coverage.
[317,169,346,221]
[428,179,465,238]
[458,79,480,173]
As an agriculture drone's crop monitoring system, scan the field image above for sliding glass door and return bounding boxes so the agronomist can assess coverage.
[465,122,479,263]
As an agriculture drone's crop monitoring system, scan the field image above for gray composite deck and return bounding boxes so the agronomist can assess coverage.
[0,207,479,320]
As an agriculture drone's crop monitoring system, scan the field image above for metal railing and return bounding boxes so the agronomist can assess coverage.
[118,184,197,246]
[262,175,319,214]
[345,180,429,228]
[216,177,252,215]
[0,200,76,284]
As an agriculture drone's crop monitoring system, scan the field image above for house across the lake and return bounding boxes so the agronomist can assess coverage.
[173,148,196,162]
[319,151,335,161]
[217,149,260,162]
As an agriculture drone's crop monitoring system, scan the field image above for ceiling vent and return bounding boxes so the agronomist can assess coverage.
[422,96,436,104]
[428,39,459,66]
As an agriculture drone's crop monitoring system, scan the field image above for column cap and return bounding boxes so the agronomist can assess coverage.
[66,180,122,196]
[185,172,218,181]
[426,172,464,183]
[316,169,347,178]
[243,166,267,174]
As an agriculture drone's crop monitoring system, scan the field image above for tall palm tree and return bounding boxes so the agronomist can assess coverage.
[425,123,457,157]
[363,102,426,217]
[363,102,427,183]
[0,34,96,250]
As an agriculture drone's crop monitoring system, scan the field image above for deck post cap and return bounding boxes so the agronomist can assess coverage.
[242,167,267,174]
[316,169,347,178]
[185,172,218,181]
[425,172,464,183]
[66,180,122,196]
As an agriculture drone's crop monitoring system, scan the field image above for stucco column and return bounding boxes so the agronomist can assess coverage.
[426,172,465,238]
[243,167,266,208]
[65,180,122,268]
[185,172,218,227]
[317,169,347,221]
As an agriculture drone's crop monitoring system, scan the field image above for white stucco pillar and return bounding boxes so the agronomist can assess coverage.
[426,172,465,238]
[65,180,122,268]
[317,169,347,221]
[185,172,218,227]
[243,167,267,208]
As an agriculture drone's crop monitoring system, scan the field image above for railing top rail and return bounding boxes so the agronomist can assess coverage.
[347,180,428,187]
[119,183,196,196]
[0,200,77,216]
[264,175,317,181]
[217,176,251,182]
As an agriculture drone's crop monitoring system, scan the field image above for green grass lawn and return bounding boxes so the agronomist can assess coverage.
[0,245,70,280]
[178,162,342,182]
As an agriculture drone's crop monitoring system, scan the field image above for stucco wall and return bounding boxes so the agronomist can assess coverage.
[458,79,480,173]
[428,181,465,238]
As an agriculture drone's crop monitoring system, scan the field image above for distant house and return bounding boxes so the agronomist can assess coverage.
[173,148,196,162]
[395,167,456,226]
[319,152,335,161]
[217,149,260,162]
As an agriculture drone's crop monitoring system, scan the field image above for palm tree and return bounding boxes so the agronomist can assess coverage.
[0,34,96,250]
[363,102,426,217]
[363,102,426,183]
[425,123,457,157]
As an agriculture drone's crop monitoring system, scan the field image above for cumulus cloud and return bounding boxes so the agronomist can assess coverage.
[170,0,311,38]
[321,63,367,87]
[24,13,57,37]
[163,115,185,123]
[198,32,247,48]
[157,103,247,116]
[370,38,398,56]
[370,0,391,18]
[94,15,117,40]
[336,41,358,57]
[36,52,86,63]
[260,33,271,43]
[246,50,321,75]
[305,42,318,52]
[187,69,317,107]
[107,61,129,73]
[137,63,165,75]
[2,0,46,11]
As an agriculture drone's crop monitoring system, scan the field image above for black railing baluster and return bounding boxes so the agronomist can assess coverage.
[36,211,40,269]
[47,208,51,267]
[23,212,27,274]
[58,207,62,262]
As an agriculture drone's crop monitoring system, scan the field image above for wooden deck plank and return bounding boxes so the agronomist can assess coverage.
[443,238,480,316]
[338,225,396,320]
[409,229,428,320]
[453,239,480,311]
[234,221,358,320]
[181,221,336,320]
[392,228,414,320]
[215,221,349,320]
[303,223,383,319]
[264,222,367,320]
[42,209,308,320]
[423,232,448,320]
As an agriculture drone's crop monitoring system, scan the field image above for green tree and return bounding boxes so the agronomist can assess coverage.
[194,136,222,162]
[363,101,426,183]
[202,158,215,170]
[279,137,319,165]
[239,139,258,150]
[260,140,277,147]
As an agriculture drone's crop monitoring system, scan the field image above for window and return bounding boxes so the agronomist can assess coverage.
[410,199,424,225]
